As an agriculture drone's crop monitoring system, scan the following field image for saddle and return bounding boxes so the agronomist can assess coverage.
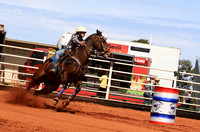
[50,50,87,75]
[49,50,71,73]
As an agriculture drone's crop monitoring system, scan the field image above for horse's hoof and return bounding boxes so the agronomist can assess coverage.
[62,99,70,107]
[52,97,59,106]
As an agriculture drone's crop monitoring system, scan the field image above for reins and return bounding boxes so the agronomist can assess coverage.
[83,35,108,57]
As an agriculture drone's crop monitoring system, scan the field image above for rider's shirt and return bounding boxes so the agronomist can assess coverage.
[66,34,84,51]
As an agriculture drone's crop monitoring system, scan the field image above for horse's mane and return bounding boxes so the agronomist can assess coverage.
[85,30,103,41]
[85,34,95,41]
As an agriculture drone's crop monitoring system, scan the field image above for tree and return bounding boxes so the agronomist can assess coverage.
[132,39,150,44]
[177,60,196,108]
[177,59,194,89]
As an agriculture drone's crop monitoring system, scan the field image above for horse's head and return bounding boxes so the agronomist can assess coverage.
[92,30,113,59]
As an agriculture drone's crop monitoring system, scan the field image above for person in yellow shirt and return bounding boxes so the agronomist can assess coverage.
[97,71,108,98]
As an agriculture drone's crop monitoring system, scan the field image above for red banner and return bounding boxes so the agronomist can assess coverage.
[130,57,151,91]
[107,43,129,54]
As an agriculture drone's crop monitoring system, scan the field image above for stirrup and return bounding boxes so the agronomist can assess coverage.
[52,97,59,106]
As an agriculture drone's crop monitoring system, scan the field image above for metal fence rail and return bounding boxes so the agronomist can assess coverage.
[0,43,200,114]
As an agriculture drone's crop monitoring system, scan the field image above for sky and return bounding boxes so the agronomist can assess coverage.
[0,0,200,67]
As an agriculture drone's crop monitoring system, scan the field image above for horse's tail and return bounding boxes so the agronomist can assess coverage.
[26,59,51,91]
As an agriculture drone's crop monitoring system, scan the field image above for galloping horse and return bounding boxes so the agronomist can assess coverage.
[27,30,112,107]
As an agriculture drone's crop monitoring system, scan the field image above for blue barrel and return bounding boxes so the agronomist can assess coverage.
[149,86,179,124]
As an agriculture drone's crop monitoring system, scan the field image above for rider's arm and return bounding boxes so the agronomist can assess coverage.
[79,41,86,45]
[71,34,81,44]
[71,34,85,46]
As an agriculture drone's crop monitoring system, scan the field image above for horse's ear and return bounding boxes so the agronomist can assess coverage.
[96,29,102,36]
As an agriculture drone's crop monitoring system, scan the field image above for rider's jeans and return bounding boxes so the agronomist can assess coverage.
[51,48,66,70]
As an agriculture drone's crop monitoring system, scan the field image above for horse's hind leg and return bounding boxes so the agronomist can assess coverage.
[34,80,59,96]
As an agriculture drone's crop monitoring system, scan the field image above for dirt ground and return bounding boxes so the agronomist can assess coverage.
[0,87,199,132]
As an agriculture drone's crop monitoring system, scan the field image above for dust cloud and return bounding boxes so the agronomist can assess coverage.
[5,87,46,108]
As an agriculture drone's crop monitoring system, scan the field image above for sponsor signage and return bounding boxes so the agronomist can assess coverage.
[107,43,129,54]
[128,57,151,95]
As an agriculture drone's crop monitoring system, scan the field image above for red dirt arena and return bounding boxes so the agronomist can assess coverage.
[0,87,200,132]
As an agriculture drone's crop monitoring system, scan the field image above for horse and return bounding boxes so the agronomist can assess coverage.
[26,30,112,107]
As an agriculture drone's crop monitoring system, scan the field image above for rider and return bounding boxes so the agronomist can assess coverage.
[50,26,87,73]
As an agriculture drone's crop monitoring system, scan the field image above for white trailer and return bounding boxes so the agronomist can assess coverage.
[57,32,181,88]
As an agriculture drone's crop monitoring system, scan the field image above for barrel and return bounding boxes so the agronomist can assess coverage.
[149,86,179,124]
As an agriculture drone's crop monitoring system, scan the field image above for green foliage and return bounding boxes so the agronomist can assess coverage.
[126,90,144,96]
[132,39,150,44]
[179,60,193,73]
[118,89,144,96]
[177,60,194,93]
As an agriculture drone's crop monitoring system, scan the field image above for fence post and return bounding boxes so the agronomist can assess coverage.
[38,51,48,90]
[105,61,114,100]
[173,71,178,88]
[173,77,177,88]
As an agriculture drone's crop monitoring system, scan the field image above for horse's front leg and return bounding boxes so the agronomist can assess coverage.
[52,83,67,106]
[62,81,82,107]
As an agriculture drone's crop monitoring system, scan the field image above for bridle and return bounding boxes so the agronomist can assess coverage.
[98,36,107,54]
[97,36,110,58]
[83,35,109,57]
